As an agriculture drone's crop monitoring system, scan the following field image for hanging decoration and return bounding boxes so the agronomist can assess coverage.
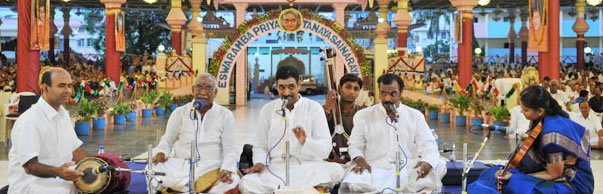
[528,0,549,52]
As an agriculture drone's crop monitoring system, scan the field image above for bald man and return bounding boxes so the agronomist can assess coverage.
[550,80,571,111]
[8,67,89,193]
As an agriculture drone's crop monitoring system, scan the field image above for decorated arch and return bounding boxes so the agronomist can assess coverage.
[209,9,371,90]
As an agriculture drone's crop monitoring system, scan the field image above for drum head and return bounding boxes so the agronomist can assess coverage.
[74,157,111,194]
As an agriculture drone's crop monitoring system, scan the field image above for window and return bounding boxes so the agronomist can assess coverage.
[474,17,478,23]
[78,39,85,47]
[266,39,278,44]
[87,39,92,47]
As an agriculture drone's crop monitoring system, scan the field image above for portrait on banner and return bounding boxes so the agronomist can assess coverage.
[30,0,50,51]
[115,11,126,52]
[528,0,549,52]
[278,9,303,33]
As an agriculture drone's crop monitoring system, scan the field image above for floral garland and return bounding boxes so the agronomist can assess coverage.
[209,9,371,78]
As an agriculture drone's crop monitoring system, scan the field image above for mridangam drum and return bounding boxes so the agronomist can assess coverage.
[74,153,131,194]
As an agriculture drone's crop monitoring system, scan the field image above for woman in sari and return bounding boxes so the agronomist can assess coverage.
[468,85,594,193]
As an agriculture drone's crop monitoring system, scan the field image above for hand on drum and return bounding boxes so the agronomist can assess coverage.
[152,152,168,165]
[59,162,84,181]
[219,170,234,184]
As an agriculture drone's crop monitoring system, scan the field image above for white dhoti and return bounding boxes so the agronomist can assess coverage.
[148,158,240,193]
[10,177,77,194]
[339,160,447,194]
[239,160,344,194]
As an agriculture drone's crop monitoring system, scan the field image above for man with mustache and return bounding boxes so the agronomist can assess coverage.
[323,74,365,164]
[151,73,239,193]
[339,73,446,193]
[239,65,344,193]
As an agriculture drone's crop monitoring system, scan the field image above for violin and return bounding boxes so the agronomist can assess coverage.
[321,48,350,164]
[497,120,544,193]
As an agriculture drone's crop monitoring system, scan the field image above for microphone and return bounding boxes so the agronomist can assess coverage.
[481,124,514,133]
[281,97,289,117]
[192,100,204,111]
[388,103,399,122]
[92,165,114,175]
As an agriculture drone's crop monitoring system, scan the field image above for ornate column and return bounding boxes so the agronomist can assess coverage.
[234,2,248,105]
[166,0,187,55]
[17,0,40,93]
[373,0,391,103]
[60,7,71,64]
[189,0,207,74]
[49,5,57,63]
[101,0,125,82]
[450,0,477,88]
[333,3,348,84]
[519,6,529,65]
[393,0,412,56]
[507,8,517,64]
[573,0,589,69]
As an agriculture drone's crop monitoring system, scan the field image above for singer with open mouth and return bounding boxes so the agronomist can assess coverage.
[151,73,239,193]
[239,65,344,193]
[338,73,447,193]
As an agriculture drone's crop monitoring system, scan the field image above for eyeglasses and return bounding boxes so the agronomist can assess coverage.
[194,85,214,91]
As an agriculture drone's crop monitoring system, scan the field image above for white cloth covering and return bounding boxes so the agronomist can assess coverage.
[239,96,345,193]
[8,98,82,194]
[339,103,446,193]
[152,101,239,192]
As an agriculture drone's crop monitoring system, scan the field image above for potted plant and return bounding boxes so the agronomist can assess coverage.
[157,91,173,115]
[76,98,98,135]
[440,101,452,123]
[126,101,138,121]
[140,90,159,118]
[427,104,439,120]
[91,98,108,129]
[111,103,130,125]
[449,93,471,126]
[469,98,485,129]
[489,105,510,127]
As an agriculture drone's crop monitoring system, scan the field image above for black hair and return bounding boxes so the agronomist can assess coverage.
[339,74,363,89]
[543,76,551,82]
[275,65,299,82]
[519,85,569,119]
[580,90,589,98]
[377,73,404,91]
[41,70,53,86]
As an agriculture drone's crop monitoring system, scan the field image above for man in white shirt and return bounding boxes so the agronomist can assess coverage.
[509,104,531,138]
[151,73,239,193]
[8,67,88,193]
[239,65,344,193]
[571,102,603,149]
[550,80,570,111]
[338,74,446,193]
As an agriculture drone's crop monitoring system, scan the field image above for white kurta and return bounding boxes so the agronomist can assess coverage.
[570,112,603,145]
[8,98,82,194]
[339,103,446,193]
[510,105,531,137]
[152,101,239,192]
[239,96,344,193]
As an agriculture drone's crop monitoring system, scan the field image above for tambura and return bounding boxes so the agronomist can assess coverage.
[74,153,131,194]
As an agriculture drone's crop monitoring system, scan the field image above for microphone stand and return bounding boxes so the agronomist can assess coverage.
[145,144,165,194]
[462,128,494,194]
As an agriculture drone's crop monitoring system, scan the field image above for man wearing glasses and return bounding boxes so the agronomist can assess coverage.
[151,73,239,193]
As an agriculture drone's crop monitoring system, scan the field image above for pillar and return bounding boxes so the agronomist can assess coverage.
[49,5,56,63]
[539,0,560,80]
[333,3,348,85]
[450,0,477,88]
[234,2,248,105]
[393,0,412,56]
[507,8,517,64]
[573,0,589,69]
[189,0,207,74]
[17,0,40,94]
[60,7,71,64]
[166,0,187,55]
[373,0,391,103]
[101,0,125,82]
[519,6,529,65]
